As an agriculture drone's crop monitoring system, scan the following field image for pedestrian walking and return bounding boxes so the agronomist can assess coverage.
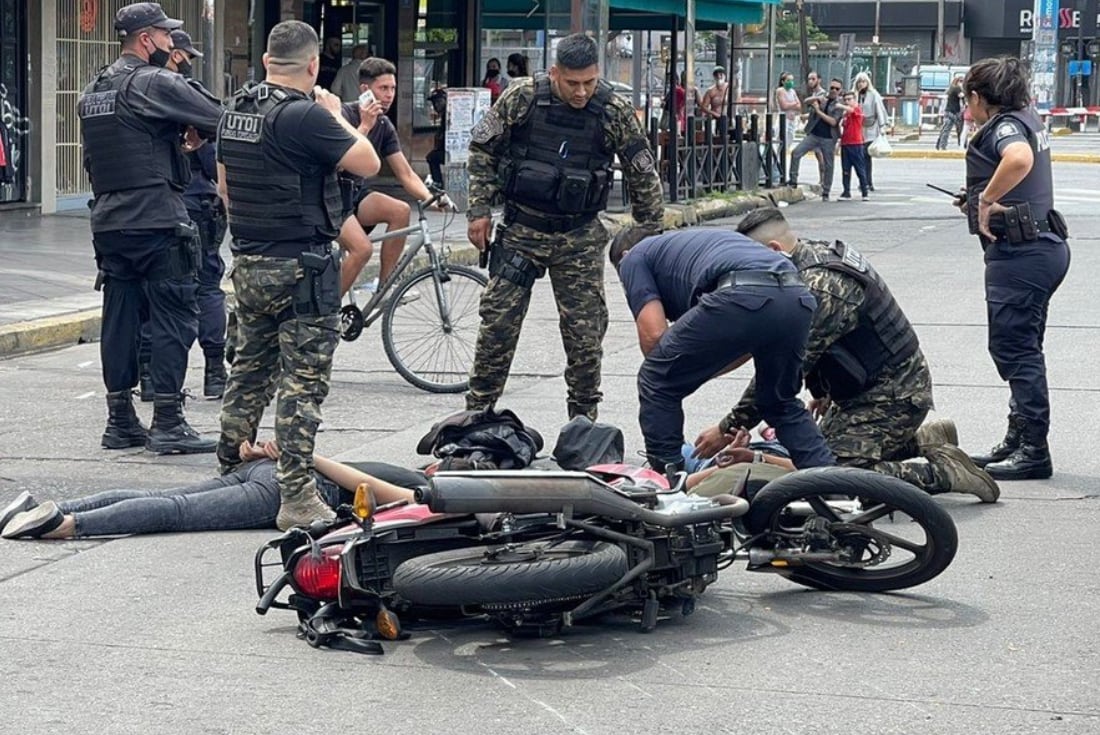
[464,33,663,421]
[957,56,1071,481]
[78,2,224,454]
[215,20,380,530]
[936,75,966,150]
[610,226,836,476]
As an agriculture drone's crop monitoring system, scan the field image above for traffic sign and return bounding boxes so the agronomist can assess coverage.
[1068,60,1093,76]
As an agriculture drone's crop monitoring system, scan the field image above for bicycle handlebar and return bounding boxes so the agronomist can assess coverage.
[418,186,455,214]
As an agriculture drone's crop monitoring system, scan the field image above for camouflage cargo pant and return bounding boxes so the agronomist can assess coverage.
[466,216,608,420]
[217,255,340,501]
[821,395,941,491]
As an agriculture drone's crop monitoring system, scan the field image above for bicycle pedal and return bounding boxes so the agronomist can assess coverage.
[339,304,365,342]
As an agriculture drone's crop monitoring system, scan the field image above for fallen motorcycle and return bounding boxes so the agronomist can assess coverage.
[254,465,958,653]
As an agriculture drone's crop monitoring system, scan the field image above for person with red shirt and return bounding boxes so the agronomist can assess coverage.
[837,91,869,200]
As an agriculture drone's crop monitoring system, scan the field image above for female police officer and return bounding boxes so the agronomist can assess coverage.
[958,57,1070,480]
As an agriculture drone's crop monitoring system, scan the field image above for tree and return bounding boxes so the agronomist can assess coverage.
[745,8,829,44]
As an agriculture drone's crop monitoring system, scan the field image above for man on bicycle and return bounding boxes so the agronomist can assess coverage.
[339,57,442,293]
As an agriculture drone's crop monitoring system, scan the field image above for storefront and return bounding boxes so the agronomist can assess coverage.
[0,0,29,205]
[965,0,1099,106]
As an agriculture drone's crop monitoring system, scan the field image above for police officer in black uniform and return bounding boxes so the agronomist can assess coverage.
[609,226,836,476]
[957,57,1071,480]
[78,3,224,454]
[168,29,229,399]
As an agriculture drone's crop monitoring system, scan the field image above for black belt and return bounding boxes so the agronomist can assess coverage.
[505,206,595,234]
[715,270,803,290]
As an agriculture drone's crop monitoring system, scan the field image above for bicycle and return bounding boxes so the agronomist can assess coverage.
[338,187,487,394]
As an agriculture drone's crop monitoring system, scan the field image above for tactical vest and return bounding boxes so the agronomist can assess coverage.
[79,62,187,196]
[798,240,920,401]
[504,73,615,216]
[965,109,1054,238]
[218,83,343,244]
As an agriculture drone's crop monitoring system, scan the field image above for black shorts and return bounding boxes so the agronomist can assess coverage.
[339,178,374,221]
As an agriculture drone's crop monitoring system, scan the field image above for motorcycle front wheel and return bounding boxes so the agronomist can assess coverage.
[392,539,628,608]
[743,467,958,593]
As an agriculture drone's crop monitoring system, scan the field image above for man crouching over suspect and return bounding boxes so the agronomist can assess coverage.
[215,20,380,530]
[610,226,836,477]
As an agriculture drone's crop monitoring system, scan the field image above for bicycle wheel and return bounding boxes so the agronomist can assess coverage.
[381,264,487,393]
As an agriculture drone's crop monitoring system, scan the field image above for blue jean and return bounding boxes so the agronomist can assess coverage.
[60,460,342,537]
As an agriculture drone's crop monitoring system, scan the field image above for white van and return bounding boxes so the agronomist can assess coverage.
[914,64,969,93]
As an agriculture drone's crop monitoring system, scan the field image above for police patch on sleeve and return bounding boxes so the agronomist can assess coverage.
[995,121,1022,141]
[470,112,504,144]
[631,148,656,174]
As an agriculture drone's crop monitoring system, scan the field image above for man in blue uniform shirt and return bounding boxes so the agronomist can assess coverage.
[79,2,224,454]
[610,226,836,475]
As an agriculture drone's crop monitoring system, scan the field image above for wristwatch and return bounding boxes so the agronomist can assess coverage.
[753,450,764,464]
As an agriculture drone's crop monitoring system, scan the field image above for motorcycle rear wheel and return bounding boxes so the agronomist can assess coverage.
[743,467,958,592]
[392,539,628,608]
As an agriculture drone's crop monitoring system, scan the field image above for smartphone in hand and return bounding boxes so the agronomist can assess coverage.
[358,89,376,108]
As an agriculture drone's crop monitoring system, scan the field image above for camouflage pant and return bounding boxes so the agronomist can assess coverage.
[217,255,340,501]
[821,395,940,491]
[466,217,609,419]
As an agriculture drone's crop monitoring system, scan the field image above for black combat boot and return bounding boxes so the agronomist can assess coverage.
[203,355,227,399]
[145,393,217,454]
[970,414,1023,468]
[567,401,598,422]
[102,390,148,449]
[138,361,154,402]
[985,443,1053,481]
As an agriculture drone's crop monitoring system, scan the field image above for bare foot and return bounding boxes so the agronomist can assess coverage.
[42,515,76,540]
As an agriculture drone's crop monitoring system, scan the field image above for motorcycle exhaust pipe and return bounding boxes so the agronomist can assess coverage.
[416,471,745,527]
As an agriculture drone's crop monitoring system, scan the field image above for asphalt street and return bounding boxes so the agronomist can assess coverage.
[0,156,1098,734]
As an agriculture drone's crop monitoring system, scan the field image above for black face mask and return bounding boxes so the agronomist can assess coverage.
[486,68,500,77]
[148,44,171,68]
[177,60,193,78]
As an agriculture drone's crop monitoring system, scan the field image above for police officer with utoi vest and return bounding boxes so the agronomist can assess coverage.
[168,29,229,400]
[953,57,1070,481]
[215,20,380,531]
[465,33,664,422]
[78,3,224,454]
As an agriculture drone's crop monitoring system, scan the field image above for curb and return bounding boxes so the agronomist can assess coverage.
[888,149,1100,163]
[0,191,803,360]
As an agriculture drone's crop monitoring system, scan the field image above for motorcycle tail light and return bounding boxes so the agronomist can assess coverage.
[353,482,374,520]
[292,547,342,601]
[376,607,402,641]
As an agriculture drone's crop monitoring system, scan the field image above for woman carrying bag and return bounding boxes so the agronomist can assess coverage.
[854,72,889,191]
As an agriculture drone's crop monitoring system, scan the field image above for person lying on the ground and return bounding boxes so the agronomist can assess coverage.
[0,440,420,540]
[684,429,794,499]
[694,207,999,503]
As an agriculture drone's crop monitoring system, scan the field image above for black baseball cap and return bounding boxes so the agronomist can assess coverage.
[170,30,203,58]
[114,3,183,36]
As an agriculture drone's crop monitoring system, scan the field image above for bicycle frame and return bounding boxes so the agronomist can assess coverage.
[348,196,452,329]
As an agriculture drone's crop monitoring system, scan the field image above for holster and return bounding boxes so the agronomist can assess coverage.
[196,198,228,252]
[147,223,199,281]
[293,246,341,317]
[488,246,542,289]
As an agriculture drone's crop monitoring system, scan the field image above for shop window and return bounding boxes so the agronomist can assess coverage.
[412,2,458,132]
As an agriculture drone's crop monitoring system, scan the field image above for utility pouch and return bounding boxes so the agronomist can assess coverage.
[557,172,592,213]
[587,169,610,210]
[508,161,560,205]
[94,270,107,292]
[294,248,340,317]
[814,344,869,402]
[488,247,541,289]
[1047,208,1069,239]
[1000,203,1038,243]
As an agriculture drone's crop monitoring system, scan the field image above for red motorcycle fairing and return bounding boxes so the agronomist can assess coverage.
[320,504,454,544]
[585,463,669,488]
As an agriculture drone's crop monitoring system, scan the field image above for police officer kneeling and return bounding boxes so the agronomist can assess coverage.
[216,20,380,530]
[610,226,836,475]
[78,2,224,454]
[958,57,1071,480]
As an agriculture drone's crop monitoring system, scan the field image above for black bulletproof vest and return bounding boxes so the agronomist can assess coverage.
[219,83,343,244]
[78,61,187,196]
[965,109,1054,233]
[799,240,920,400]
[505,73,615,215]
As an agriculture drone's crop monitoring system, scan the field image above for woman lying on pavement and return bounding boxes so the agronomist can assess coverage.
[0,440,420,540]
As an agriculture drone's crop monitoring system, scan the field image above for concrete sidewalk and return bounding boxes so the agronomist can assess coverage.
[882,127,1100,163]
[0,188,803,358]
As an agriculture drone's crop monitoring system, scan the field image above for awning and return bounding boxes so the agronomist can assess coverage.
[480,1,779,30]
